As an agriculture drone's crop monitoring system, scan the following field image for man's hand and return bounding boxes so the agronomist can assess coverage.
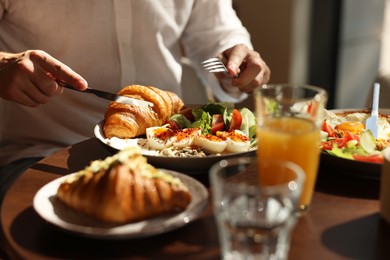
[0,50,87,107]
[218,44,271,93]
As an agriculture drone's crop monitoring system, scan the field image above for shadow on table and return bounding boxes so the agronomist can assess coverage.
[321,213,390,259]
[66,138,114,172]
[29,138,114,177]
[31,164,70,176]
[10,207,219,260]
[67,138,212,186]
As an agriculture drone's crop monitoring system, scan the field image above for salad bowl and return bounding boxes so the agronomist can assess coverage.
[320,108,390,179]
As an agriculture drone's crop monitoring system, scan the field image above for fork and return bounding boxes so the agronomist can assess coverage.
[365,82,380,139]
[201,58,239,78]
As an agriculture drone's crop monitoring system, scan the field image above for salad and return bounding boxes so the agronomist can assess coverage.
[168,103,256,138]
[320,119,385,164]
[144,102,257,156]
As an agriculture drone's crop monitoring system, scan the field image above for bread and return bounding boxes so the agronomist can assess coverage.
[103,85,184,138]
[56,147,192,224]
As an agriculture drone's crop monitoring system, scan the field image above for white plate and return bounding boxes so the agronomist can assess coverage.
[320,108,390,179]
[33,170,208,239]
[94,122,256,174]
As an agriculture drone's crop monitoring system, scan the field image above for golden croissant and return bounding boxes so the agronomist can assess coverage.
[103,85,184,139]
[56,147,192,224]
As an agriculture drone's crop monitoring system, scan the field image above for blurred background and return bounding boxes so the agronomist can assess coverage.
[232,0,389,109]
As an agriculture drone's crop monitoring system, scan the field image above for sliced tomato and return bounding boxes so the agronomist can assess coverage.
[321,120,336,138]
[321,141,333,150]
[321,138,348,150]
[229,109,242,131]
[307,101,316,115]
[211,114,225,134]
[344,131,359,142]
[307,101,313,113]
[179,107,195,121]
[352,154,383,164]
[166,120,181,130]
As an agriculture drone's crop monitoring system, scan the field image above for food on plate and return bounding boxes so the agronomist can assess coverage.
[168,128,202,149]
[145,127,202,150]
[215,130,251,153]
[145,126,175,150]
[195,134,227,154]
[321,109,390,164]
[103,85,184,139]
[144,102,256,156]
[56,146,192,224]
[335,121,365,136]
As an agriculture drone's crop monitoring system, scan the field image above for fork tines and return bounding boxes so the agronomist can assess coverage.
[201,58,228,73]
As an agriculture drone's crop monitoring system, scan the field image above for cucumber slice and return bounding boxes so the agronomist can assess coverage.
[320,130,328,141]
[359,130,377,154]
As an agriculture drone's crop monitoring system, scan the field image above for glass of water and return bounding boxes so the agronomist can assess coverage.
[210,157,305,260]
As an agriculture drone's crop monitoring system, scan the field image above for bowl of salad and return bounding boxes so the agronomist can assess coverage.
[320,108,390,179]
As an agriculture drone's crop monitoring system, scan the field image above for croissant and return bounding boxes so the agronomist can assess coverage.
[103,85,184,139]
[56,147,192,224]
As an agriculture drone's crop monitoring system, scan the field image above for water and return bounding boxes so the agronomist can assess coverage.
[216,194,295,260]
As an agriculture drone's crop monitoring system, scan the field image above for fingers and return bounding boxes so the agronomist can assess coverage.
[8,73,60,107]
[29,50,87,90]
[0,50,86,107]
[30,67,64,100]
[222,44,271,93]
[224,44,247,77]
[233,54,271,92]
[16,51,66,105]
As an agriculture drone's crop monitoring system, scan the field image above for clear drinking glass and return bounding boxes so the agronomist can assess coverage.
[210,157,305,260]
[254,84,328,213]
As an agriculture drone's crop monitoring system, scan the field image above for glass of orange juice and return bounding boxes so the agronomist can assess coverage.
[254,84,328,213]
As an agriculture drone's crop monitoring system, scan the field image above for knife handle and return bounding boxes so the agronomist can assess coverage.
[56,79,82,92]
[56,79,116,100]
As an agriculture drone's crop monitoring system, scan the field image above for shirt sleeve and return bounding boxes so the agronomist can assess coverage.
[180,0,253,102]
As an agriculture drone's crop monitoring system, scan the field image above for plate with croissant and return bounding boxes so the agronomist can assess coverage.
[33,147,208,239]
[96,85,257,174]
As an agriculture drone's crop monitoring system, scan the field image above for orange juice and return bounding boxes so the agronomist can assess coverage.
[257,117,320,211]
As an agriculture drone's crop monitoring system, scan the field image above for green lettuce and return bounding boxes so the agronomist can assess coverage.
[239,107,256,139]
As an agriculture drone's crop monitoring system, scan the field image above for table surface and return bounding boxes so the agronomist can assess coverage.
[1,137,390,260]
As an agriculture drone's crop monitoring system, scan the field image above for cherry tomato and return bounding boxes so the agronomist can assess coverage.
[211,114,225,134]
[229,109,242,132]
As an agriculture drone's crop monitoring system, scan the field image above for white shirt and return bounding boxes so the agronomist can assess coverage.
[0,0,253,165]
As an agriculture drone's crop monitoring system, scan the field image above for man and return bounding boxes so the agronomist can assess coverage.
[0,0,270,200]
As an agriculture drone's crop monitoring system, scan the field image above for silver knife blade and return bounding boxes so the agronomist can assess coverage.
[56,80,153,107]
[365,82,380,139]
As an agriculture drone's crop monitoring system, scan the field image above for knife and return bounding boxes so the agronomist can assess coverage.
[56,79,154,107]
[365,82,380,139]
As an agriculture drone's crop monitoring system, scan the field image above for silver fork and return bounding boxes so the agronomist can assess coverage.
[201,58,239,78]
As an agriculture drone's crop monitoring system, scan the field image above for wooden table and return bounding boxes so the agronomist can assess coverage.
[1,137,390,259]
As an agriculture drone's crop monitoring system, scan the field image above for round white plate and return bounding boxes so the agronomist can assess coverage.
[33,170,208,239]
[94,122,256,174]
[320,108,390,179]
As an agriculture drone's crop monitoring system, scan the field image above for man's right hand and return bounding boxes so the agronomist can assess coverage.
[0,50,87,107]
